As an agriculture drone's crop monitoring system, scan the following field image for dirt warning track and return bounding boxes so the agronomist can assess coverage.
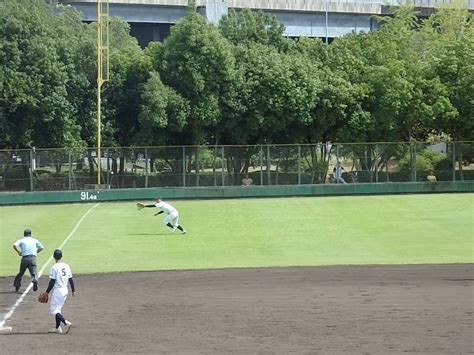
[1,264,472,354]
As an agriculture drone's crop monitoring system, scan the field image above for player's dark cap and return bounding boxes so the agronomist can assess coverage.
[24,229,31,236]
[53,249,63,260]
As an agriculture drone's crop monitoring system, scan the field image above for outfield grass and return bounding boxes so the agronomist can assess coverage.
[0,194,473,276]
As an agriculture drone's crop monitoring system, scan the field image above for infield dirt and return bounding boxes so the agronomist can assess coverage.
[0,264,472,354]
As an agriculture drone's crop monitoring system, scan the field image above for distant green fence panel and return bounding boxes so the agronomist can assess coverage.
[0,182,472,206]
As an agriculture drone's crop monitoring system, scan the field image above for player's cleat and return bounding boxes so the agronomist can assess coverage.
[182,230,187,235]
[32,281,38,292]
[63,321,72,334]
[14,286,20,292]
[48,327,62,334]
[172,227,177,233]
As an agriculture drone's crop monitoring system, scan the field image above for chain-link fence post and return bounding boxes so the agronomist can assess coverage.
[297,145,301,185]
[182,146,186,187]
[452,142,456,181]
[213,146,217,187]
[68,151,72,190]
[145,147,149,188]
[29,148,34,191]
[375,143,379,183]
[221,146,225,186]
[413,143,417,182]
[266,145,271,185]
[105,148,109,186]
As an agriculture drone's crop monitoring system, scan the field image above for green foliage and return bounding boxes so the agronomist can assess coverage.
[219,9,290,52]
[103,22,153,146]
[0,0,83,148]
[338,6,457,143]
[301,158,328,173]
[221,43,321,144]
[420,5,474,140]
[0,1,472,150]
[136,72,190,145]
[420,149,449,169]
[157,11,237,144]
[399,149,448,172]
[196,148,221,168]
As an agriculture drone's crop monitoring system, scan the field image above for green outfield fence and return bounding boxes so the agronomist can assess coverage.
[0,181,472,205]
[0,141,473,193]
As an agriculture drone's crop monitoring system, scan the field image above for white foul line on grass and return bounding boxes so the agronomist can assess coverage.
[0,203,99,328]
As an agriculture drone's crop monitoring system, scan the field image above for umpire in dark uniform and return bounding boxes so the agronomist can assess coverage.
[12,229,44,292]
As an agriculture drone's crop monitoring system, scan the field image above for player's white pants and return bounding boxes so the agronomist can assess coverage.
[163,212,179,227]
[50,287,68,315]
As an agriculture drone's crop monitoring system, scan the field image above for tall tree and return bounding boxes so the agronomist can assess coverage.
[101,18,154,148]
[219,8,291,52]
[0,0,83,149]
[221,43,321,145]
[421,4,474,141]
[137,72,190,146]
[157,10,237,145]
[346,6,456,142]
[54,5,97,148]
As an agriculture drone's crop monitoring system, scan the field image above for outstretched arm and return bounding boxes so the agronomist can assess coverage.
[143,204,163,215]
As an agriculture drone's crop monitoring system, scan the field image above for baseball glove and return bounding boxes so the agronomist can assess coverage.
[38,292,48,303]
[136,202,145,210]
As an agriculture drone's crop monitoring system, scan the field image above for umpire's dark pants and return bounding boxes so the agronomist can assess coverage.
[13,255,38,290]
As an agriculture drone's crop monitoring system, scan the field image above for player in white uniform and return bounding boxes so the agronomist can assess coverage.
[44,249,75,334]
[333,162,347,184]
[145,198,187,234]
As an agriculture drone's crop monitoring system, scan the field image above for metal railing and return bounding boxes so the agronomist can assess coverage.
[0,142,472,192]
[58,0,474,10]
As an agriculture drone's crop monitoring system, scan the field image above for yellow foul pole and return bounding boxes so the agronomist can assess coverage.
[97,0,109,185]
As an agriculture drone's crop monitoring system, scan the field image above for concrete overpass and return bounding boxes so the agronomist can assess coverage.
[57,0,474,46]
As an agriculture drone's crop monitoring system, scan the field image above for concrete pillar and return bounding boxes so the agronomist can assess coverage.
[203,0,228,24]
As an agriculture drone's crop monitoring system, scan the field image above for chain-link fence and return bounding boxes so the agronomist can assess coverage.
[0,142,472,192]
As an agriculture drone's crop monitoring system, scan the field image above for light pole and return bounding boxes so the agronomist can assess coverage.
[96,0,109,185]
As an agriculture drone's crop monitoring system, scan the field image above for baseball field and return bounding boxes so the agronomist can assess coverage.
[0,193,473,353]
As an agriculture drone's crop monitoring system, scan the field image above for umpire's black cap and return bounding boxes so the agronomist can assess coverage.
[24,229,31,236]
[53,249,63,260]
